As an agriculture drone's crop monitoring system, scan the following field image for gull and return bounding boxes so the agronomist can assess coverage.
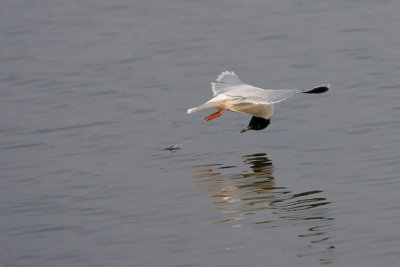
[187,71,329,133]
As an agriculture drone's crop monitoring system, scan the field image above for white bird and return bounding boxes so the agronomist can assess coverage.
[187,71,329,133]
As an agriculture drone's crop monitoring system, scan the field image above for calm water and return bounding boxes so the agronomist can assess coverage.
[1,0,400,266]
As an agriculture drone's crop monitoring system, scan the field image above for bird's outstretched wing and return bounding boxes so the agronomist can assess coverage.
[227,88,302,105]
[211,71,244,96]
[226,84,330,105]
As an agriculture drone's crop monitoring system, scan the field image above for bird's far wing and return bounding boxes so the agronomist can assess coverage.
[211,71,244,96]
[229,89,302,105]
[217,71,243,84]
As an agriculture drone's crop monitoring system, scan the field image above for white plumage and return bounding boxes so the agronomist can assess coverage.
[187,71,329,132]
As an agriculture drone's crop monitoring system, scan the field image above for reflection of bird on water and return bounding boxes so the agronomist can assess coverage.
[192,153,335,261]
[192,153,333,233]
[231,154,276,212]
[193,153,276,226]
[242,153,274,178]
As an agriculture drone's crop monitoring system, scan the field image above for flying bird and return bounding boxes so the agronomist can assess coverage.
[187,71,329,133]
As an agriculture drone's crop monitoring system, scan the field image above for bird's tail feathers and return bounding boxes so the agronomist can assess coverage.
[187,106,201,114]
[302,84,330,94]
[187,101,220,114]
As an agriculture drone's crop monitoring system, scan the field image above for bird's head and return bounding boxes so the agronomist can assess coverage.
[240,116,271,133]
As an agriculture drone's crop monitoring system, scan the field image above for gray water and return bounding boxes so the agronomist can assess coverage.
[1,0,400,266]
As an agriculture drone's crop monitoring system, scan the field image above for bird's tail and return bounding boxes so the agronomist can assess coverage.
[187,101,220,114]
[302,84,330,94]
[187,106,201,114]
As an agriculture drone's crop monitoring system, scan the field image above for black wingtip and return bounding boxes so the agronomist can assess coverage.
[303,84,330,94]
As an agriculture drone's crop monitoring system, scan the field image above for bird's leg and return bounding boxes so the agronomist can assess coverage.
[204,108,226,121]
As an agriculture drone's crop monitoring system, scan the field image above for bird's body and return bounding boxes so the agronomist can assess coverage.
[187,71,329,132]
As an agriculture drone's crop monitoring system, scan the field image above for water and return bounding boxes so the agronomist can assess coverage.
[1,0,400,266]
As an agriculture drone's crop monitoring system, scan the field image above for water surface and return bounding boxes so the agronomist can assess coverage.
[1,0,400,266]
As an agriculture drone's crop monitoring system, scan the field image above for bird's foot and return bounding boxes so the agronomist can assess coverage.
[204,108,226,121]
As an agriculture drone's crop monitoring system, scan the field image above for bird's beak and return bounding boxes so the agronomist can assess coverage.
[240,126,252,133]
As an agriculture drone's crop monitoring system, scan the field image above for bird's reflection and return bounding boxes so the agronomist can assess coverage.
[192,153,334,260]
